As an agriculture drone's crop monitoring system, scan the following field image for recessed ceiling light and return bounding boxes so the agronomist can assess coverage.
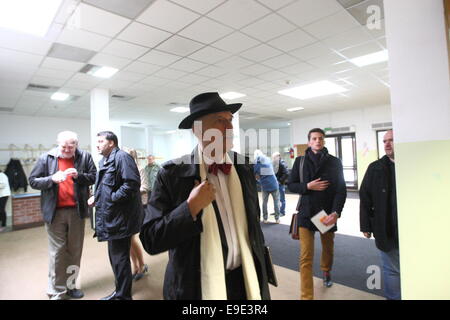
[349,50,388,67]
[51,92,69,101]
[0,0,62,37]
[286,107,305,112]
[279,81,348,100]
[170,107,189,113]
[90,66,119,79]
[220,92,246,100]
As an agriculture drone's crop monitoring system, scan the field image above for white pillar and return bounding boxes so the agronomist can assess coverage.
[384,0,450,299]
[90,88,110,164]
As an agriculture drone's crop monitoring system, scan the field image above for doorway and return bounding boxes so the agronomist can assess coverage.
[325,133,358,189]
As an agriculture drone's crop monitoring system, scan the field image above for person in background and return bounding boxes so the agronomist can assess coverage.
[29,131,97,300]
[90,131,144,300]
[144,155,161,203]
[288,128,347,300]
[128,149,149,281]
[254,150,281,224]
[360,129,401,300]
[272,152,289,217]
[0,169,11,232]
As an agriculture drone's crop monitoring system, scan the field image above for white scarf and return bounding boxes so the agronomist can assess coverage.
[199,149,261,300]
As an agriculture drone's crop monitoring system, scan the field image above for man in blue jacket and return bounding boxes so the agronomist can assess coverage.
[92,131,143,300]
[254,150,281,224]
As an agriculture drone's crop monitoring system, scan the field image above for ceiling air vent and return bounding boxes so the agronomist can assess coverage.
[27,83,59,92]
[111,94,135,101]
[371,122,392,130]
[0,107,13,112]
[325,126,355,134]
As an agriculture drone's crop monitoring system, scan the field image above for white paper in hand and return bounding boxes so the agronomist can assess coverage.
[311,210,335,234]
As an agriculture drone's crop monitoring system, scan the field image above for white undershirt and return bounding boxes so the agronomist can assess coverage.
[203,154,242,270]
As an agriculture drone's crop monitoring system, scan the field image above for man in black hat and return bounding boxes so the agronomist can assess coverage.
[140,92,270,300]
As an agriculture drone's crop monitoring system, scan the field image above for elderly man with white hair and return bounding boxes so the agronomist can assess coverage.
[29,131,97,300]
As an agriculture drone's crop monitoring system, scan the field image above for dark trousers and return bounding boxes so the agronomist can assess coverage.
[107,236,132,300]
[0,196,8,227]
[226,266,246,300]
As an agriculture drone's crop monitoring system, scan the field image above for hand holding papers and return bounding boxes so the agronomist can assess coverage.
[311,210,335,234]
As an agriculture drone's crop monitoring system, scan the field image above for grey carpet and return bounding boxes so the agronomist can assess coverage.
[261,223,384,297]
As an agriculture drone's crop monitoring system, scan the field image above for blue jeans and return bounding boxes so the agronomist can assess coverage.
[278,183,286,215]
[380,248,401,300]
[262,189,280,220]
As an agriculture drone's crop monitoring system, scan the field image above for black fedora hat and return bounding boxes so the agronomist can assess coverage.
[178,92,242,129]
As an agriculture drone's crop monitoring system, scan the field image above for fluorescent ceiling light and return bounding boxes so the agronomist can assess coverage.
[170,107,189,113]
[349,50,388,67]
[278,80,348,100]
[286,107,304,112]
[220,92,246,100]
[51,92,69,101]
[0,0,62,37]
[89,66,119,79]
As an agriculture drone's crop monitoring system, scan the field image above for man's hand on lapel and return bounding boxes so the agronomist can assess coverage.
[187,179,216,219]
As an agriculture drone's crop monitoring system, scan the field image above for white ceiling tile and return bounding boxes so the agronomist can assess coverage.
[322,26,373,51]
[261,54,298,68]
[137,0,200,33]
[257,70,290,81]
[366,19,385,38]
[339,41,384,59]
[216,56,253,71]
[70,73,104,84]
[377,37,387,49]
[289,42,333,60]
[41,57,85,72]
[320,61,355,74]
[89,53,132,69]
[267,29,316,52]
[98,79,133,90]
[74,3,131,37]
[153,68,188,80]
[101,40,150,60]
[156,35,204,56]
[211,32,260,54]
[57,26,111,51]
[195,66,227,78]
[241,14,296,42]
[178,73,209,85]
[138,50,181,66]
[189,46,231,64]
[307,52,345,67]
[0,29,53,56]
[239,64,272,76]
[170,58,207,73]
[34,68,75,80]
[256,0,295,10]
[138,75,170,86]
[207,0,271,29]
[303,11,360,40]
[170,0,225,14]
[278,0,343,27]
[111,71,147,82]
[117,22,172,48]
[179,17,233,44]
[58,87,88,96]
[237,77,266,87]
[0,48,43,67]
[57,79,96,91]
[280,62,315,75]
[124,61,162,74]
[239,44,282,62]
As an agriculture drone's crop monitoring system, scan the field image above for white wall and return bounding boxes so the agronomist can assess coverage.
[121,126,146,151]
[153,130,197,164]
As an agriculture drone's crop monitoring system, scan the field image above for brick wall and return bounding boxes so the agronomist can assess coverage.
[12,195,43,230]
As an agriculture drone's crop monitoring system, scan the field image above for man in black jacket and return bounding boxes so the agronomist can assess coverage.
[360,129,401,300]
[288,128,347,300]
[272,152,289,217]
[91,131,143,300]
[29,131,96,300]
[140,92,270,300]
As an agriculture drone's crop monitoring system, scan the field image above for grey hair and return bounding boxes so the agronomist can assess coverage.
[57,131,78,144]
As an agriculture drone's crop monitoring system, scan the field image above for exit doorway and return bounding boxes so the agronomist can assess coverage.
[325,133,358,189]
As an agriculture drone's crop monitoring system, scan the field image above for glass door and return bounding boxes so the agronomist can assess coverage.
[325,133,358,189]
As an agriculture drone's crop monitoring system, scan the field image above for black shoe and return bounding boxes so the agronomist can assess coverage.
[323,271,333,288]
[66,289,84,299]
[133,264,149,281]
[280,213,285,217]
[100,291,117,300]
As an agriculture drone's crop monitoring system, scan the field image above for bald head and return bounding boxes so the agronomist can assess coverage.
[383,130,394,160]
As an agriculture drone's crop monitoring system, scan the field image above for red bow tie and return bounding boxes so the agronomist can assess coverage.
[208,163,232,175]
